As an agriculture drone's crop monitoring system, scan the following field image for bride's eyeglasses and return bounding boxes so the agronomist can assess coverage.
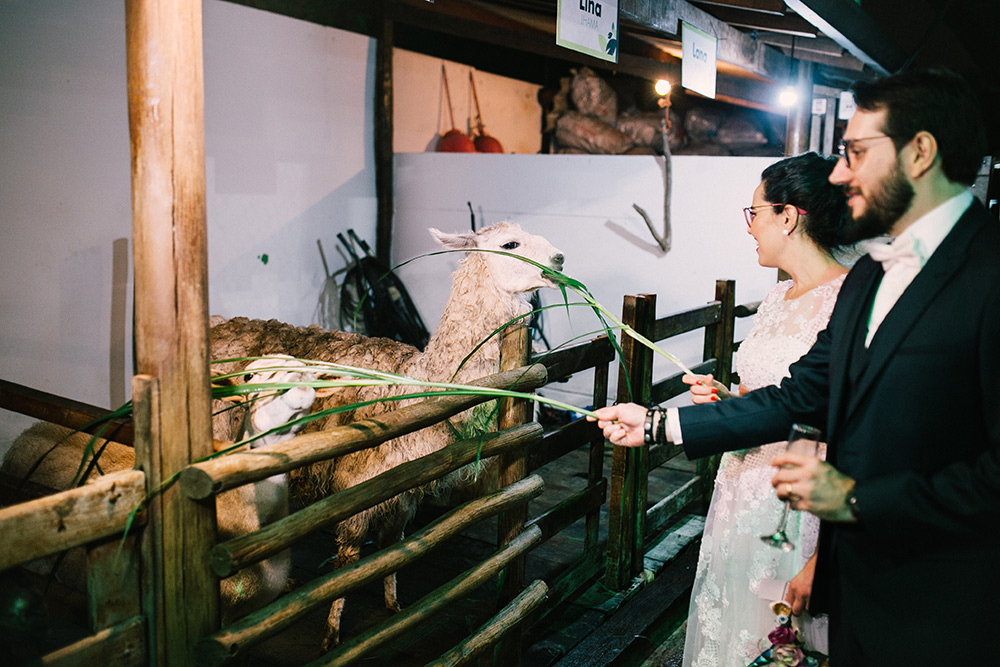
[743,203,808,226]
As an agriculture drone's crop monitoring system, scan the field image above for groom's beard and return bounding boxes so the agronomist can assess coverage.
[841,160,916,244]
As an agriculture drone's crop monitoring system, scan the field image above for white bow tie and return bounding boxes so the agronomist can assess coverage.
[867,236,922,273]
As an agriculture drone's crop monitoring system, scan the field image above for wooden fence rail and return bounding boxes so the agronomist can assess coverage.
[0,280,754,664]
[197,474,547,665]
[0,468,146,571]
[317,525,544,667]
[180,364,548,499]
[210,422,544,577]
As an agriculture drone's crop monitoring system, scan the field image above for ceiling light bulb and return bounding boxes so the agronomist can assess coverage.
[779,87,799,107]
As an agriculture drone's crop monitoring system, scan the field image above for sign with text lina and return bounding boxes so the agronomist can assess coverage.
[556,0,619,63]
[681,22,717,99]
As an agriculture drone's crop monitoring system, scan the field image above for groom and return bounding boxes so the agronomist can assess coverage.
[593,68,997,663]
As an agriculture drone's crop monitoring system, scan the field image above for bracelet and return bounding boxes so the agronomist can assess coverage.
[655,407,667,445]
[644,408,655,445]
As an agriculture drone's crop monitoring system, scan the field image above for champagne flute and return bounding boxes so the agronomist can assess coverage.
[760,423,822,552]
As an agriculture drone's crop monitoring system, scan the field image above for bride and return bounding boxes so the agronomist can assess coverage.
[681,152,851,666]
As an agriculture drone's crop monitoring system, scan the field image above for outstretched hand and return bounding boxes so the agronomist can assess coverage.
[588,403,648,447]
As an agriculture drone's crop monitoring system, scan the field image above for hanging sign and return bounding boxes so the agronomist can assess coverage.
[681,22,717,99]
[556,0,619,63]
[838,90,857,120]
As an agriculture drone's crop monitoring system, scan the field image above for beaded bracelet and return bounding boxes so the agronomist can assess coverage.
[655,407,667,445]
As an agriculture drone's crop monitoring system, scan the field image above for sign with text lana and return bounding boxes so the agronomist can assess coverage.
[681,22,717,99]
[556,0,619,63]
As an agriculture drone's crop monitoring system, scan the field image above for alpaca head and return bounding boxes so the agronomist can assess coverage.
[428,222,564,294]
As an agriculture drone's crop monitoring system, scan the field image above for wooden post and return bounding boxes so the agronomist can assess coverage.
[125,1,218,663]
[606,294,654,590]
[495,322,531,665]
[374,0,394,265]
[697,280,736,503]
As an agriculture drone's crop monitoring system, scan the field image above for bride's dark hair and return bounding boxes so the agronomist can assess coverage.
[760,152,847,253]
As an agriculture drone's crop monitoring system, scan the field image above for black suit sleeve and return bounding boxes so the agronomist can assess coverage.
[678,319,834,460]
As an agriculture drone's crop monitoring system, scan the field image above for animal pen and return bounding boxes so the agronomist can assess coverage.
[0,3,752,665]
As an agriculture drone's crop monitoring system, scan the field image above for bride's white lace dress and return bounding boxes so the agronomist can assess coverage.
[683,275,845,667]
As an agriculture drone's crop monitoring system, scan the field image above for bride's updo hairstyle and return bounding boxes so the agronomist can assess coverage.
[760,152,847,254]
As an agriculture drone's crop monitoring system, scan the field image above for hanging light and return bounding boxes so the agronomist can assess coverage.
[655,79,672,97]
[778,86,799,108]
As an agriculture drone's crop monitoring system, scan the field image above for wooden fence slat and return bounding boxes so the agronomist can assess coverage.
[0,379,135,445]
[426,579,549,667]
[496,323,531,665]
[527,419,602,471]
[212,422,544,577]
[0,469,145,571]
[651,302,722,341]
[314,525,544,667]
[606,294,654,590]
[87,532,142,632]
[645,477,707,536]
[37,615,145,667]
[197,475,546,665]
[531,336,615,382]
[180,364,548,499]
[526,479,606,542]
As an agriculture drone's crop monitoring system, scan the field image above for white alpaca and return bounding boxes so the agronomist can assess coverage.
[1,355,319,624]
[208,221,564,649]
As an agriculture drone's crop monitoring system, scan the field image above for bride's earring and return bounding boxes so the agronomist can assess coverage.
[782,229,790,236]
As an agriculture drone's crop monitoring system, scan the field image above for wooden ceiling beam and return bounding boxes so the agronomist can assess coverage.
[695,6,819,37]
[784,0,906,75]
[690,0,786,16]
[618,0,791,81]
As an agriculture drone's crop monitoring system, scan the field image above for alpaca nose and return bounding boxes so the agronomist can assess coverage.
[551,252,565,271]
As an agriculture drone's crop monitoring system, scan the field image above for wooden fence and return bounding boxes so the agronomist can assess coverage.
[0,281,756,666]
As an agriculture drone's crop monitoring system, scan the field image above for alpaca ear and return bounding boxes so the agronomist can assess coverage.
[429,227,477,250]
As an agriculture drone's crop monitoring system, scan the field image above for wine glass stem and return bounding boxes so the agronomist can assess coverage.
[774,502,790,533]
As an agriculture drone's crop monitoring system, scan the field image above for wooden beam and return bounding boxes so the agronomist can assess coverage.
[0,469,145,571]
[0,379,134,445]
[691,0,786,15]
[694,5,819,37]
[496,323,532,664]
[619,0,792,80]
[374,0,394,265]
[784,0,906,75]
[125,0,219,662]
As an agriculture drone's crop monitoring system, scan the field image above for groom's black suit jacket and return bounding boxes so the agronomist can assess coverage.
[679,200,1000,662]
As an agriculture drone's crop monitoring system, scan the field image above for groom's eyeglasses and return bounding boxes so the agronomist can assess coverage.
[836,134,897,168]
[743,204,807,226]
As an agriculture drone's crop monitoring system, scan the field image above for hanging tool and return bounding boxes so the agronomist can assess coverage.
[470,71,504,153]
[438,65,476,152]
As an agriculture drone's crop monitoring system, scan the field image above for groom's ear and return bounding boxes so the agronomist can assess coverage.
[907,131,938,180]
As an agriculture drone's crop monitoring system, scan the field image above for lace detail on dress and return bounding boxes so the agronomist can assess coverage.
[683,275,843,667]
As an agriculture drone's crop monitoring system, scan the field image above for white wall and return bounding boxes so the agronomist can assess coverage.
[392,50,543,154]
[392,153,779,410]
[0,1,378,450]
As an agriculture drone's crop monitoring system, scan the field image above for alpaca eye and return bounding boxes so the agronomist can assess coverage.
[501,241,519,250]
[244,373,253,383]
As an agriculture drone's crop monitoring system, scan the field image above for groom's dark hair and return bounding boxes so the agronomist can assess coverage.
[850,68,987,186]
